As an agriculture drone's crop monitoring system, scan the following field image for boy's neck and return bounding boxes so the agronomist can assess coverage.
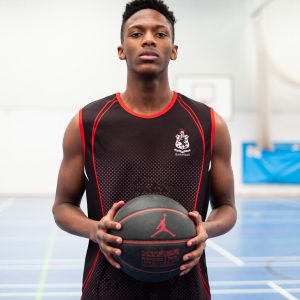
[121,72,173,115]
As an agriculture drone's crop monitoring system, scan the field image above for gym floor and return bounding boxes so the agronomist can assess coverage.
[0,196,299,300]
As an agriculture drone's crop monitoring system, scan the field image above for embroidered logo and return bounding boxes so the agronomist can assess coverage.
[174,130,191,156]
[150,213,176,238]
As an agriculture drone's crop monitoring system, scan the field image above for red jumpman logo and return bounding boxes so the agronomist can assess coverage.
[150,213,176,238]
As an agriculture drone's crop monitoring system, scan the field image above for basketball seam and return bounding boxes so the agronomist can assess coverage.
[118,257,180,274]
[117,207,190,224]
[122,239,190,245]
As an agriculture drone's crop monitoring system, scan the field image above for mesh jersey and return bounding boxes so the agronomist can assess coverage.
[79,92,215,300]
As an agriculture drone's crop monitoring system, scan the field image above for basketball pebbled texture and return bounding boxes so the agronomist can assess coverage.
[110,195,196,282]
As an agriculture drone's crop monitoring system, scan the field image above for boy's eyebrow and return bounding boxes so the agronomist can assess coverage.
[127,24,170,31]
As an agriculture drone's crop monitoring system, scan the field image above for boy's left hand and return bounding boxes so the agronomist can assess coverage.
[179,211,208,276]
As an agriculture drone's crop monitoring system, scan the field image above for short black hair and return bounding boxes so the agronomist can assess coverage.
[121,0,176,43]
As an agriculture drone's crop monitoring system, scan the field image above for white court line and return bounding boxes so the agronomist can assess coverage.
[206,240,245,267]
[208,256,300,262]
[0,236,83,242]
[0,198,14,213]
[35,225,58,300]
[3,289,300,297]
[207,261,300,268]
[3,256,299,265]
[2,280,300,289]
[210,279,300,286]
[0,265,82,270]
[212,288,300,295]
[0,259,84,264]
[238,256,300,261]
[1,289,300,297]
[0,283,81,289]
[268,281,299,300]
[0,220,53,225]
[271,199,300,209]
[0,292,81,298]
[2,261,300,270]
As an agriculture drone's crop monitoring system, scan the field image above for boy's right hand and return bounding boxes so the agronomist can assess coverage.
[93,201,125,269]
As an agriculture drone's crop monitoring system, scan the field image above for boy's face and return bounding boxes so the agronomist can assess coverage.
[118,9,178,77]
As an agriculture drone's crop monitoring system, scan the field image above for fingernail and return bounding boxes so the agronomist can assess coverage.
[183,256,189,261]
[187,241,192,247]
[116,264,121,269]
[117,238,122,244]
[116,224,121,230]
[115,250,121,256]
[180,265,186,271]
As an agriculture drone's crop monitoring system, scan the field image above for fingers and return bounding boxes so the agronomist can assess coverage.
[96,201,125,269]
[188,210,202,226]
[98,200,125,233]
[97,227,123,269]
[97,228,122,246]
[183,239,206,264]
[106,201,125,219]
[186,228,208,248]
[179,256,201,276]
[180,210,208,276]
[187,211,207,247]
[98,217,121,232]
[182,239,206,262]
[179,241,206,276]
[101,243,122,269]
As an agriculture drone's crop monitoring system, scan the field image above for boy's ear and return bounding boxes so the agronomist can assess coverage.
[118,45,126,60]
[170,45,178,60]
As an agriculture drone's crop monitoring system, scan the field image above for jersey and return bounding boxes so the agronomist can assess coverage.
[79,92,215,300]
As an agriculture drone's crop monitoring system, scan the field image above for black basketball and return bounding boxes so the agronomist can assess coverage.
[110,194,196,282]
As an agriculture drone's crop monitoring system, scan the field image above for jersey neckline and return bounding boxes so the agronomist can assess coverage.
[116,91,177,119]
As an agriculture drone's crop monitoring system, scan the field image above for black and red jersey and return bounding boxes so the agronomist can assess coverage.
[79,92,215,300]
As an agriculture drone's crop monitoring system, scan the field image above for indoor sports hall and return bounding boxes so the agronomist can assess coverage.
[0,0,299,299]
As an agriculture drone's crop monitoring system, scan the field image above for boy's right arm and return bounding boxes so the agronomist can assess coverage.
[52,113,124,269]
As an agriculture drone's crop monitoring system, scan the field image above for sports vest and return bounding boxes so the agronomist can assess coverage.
[79,92,214,300]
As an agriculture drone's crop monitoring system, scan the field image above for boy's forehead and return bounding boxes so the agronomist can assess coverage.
[124,8,172,31]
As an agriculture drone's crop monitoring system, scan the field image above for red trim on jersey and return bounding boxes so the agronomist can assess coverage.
[79,109,86,159]
[177,96,206,211]
[210,108,215,157]
[116,92,177,119]
[82,250,101,294]
[92,97,117,217]
[197,263,211,299]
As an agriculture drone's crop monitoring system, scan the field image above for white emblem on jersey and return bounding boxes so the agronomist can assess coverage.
[174,130,191,156]
[84,166,89,181]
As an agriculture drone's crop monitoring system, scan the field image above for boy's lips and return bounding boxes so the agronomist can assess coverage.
[139,51,159,60]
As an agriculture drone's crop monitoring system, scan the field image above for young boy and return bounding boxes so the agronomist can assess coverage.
[53,1,236,299]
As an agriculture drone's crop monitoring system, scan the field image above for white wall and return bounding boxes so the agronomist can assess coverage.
[1,0,300,195]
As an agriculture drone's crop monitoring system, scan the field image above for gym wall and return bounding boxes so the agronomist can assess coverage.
[1,0,299,196]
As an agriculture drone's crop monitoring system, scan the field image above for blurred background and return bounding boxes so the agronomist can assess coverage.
[0,1,300,299]
[0,0,300,196]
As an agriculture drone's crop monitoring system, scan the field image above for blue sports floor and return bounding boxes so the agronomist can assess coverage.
[0,196,299,299]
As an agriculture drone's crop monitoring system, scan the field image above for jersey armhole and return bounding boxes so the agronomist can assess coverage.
[210,108,215,157]
[79,108,86,160]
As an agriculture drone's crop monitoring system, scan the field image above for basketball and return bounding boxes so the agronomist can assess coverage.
[109,194,196,282]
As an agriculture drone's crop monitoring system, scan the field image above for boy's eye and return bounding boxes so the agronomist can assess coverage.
[130,32,142,38]
[157,32,167,38]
